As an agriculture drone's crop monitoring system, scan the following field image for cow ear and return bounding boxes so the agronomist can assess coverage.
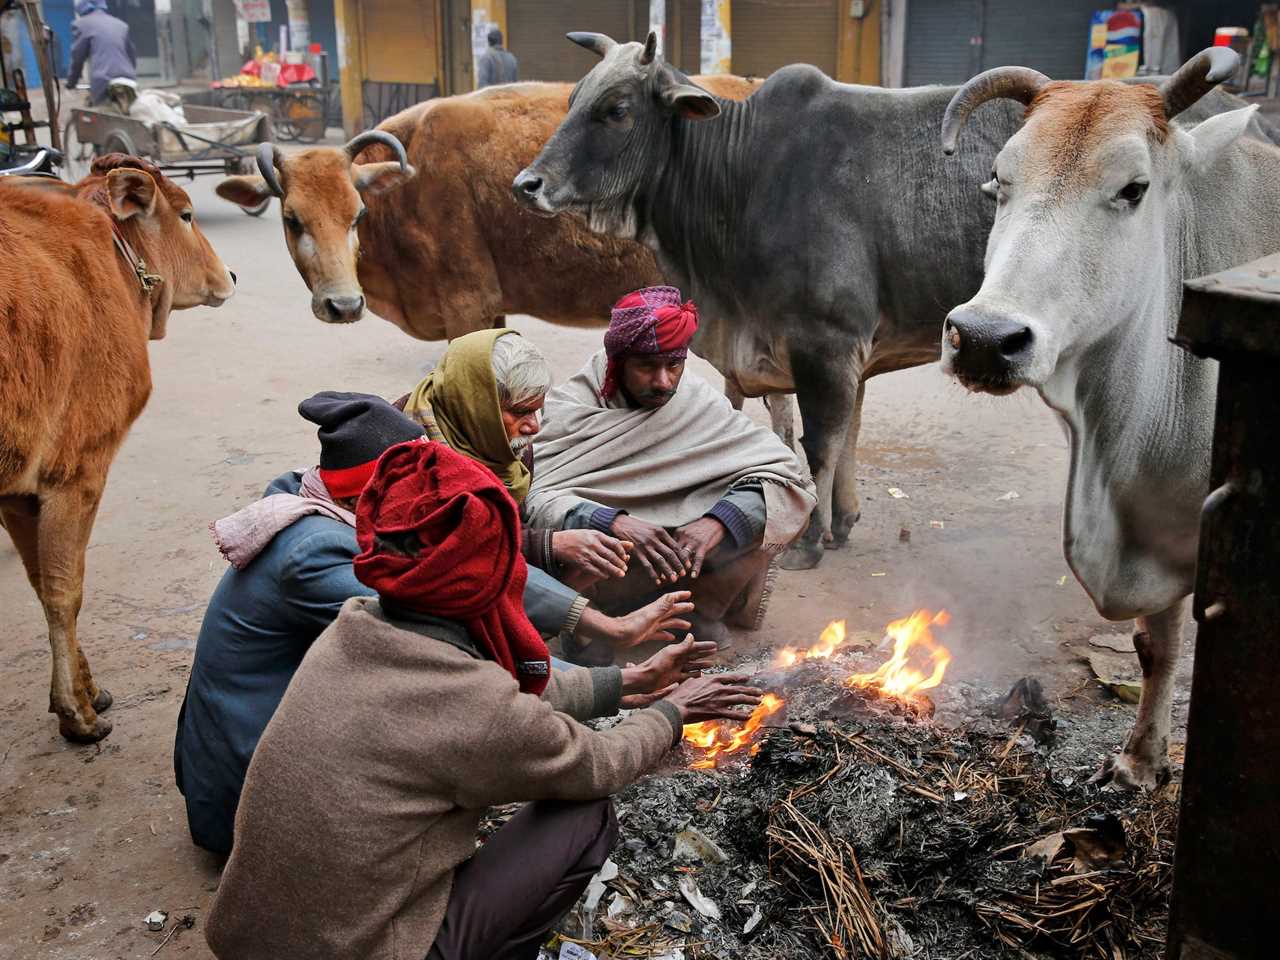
[352,160,418,197]
[1185,104,1257,172]
[215,175,273,209]
[661,82,720,121]
[106,168,157,220]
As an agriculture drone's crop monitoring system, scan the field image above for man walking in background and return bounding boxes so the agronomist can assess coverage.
[477,26,517,88]
[66,0,136,105]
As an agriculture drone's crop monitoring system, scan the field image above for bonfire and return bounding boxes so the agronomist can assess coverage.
[543,609,1179,960]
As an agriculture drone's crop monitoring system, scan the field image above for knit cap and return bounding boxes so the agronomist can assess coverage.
[298,392,425,499]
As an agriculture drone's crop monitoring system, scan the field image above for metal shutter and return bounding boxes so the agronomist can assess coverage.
[731,0,839,80]
[980,0,1102,80]
[904,0,980,86]
[507,0,635,83]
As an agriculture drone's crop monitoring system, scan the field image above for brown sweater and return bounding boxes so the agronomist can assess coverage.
[204,596,681,960]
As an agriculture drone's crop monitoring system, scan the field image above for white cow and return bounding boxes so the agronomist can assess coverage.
[938,48,1280,789]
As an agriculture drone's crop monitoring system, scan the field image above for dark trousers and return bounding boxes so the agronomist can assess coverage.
[427,798,618,960]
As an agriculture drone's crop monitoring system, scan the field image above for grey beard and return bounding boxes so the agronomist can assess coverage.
[509,436,533,456]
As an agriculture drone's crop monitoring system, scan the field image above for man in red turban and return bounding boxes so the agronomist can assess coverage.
[527,287,818,650]
[205,438,763,960]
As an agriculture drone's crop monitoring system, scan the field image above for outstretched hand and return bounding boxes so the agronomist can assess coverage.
[619,635,719,708]
[663,672,763,724]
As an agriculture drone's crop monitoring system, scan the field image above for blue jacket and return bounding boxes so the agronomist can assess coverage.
[174,471,581,855]
[67,10,137,104]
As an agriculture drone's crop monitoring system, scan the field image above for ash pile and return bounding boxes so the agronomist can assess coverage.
[551,656,1179,960]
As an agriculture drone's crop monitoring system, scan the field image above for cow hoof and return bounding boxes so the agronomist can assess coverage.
[92,688,114,713]
[59,714,113,744]
[1090,752,1170,791]
[780,540,824,570]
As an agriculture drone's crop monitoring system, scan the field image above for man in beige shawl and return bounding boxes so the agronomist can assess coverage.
[527,287,816,646]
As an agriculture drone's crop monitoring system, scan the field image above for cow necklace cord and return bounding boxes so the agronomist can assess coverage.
[109,219,164,296]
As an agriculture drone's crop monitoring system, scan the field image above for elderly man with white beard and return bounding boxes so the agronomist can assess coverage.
[398,329,694,664]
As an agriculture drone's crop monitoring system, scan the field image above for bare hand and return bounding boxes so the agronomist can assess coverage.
[673,517,727,579]
[619,635,719,708]
[663,672,763,724]
[552,529,629,582]
[612,514,690,584]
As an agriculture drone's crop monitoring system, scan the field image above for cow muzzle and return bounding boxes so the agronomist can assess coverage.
[314,292,366,324]
[942,306,1036,395]
[511,168,559,216]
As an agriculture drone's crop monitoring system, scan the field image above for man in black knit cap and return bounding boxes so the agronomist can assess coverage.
[175,392,426,855]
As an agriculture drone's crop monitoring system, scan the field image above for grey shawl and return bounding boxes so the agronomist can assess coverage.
[527,352,816,553]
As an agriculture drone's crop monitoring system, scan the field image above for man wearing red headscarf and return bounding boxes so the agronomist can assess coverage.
[527,286,817,650]
[205,439,762,960]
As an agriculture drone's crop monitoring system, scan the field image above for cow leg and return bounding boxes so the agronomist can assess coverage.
[763,392,795,450]
[34,485,112,743]
[1093,599,1184,790]
[723,380,745,411]
[829,380,866,548]
[780,347,860,571]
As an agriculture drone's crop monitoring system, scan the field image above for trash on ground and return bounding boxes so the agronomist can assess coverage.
[678,875,721,920]
[1085,650,1143,704]
[997,490,1021,501]
[887,487,908,499]
[143,911,168,932]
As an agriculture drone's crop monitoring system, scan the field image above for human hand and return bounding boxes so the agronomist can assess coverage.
[662,672,763,723]
[619,635,719,708]
[551,529,629,581]
[612,514,690,584]
[673,517,727,578]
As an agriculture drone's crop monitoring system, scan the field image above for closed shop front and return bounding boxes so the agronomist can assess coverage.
[507,0,643,82]
[731,0,838,79]
[905,0,1101,87]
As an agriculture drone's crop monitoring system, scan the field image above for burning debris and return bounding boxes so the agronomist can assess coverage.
[549,613,1178,960]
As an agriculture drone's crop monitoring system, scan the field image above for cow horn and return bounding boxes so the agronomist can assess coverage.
[1159,47,1240,119]
[567,31,617,59]
[256,142,285,198]
[344,129,410,173]
[640,30,658,65]
[941,66,1050,155]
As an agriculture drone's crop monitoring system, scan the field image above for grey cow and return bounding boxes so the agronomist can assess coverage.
[512,31,1269,570]
[514,31,1021,569]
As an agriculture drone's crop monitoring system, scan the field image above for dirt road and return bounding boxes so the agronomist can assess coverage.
[0,175,1187,958]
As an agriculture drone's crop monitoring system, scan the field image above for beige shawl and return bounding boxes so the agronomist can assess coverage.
[527,352,816,553]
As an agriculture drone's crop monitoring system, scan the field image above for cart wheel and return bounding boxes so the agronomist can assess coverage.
[102,129,138,157]
[284,94,325,144]
[61,117,94,181]
[242,197,272,217]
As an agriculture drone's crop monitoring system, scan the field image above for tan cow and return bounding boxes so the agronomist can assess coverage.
[215,77,760,337]
[0,155,235,742]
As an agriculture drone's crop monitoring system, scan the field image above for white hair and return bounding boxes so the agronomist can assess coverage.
[491,334,552,409]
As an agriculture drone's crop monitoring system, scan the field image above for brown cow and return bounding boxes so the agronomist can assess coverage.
[0,155,235,742]
[215,77,760,338]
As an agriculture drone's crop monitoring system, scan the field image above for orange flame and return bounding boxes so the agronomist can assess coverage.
[846,609,951,699]
[683,693,785,769]
[776,619,848,667]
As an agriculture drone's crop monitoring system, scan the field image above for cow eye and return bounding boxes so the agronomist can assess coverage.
[605,101,629,123]
[1117,181,1148,204]
[283,212,303,233]
[180,210,193,223]
[352,207,367,229]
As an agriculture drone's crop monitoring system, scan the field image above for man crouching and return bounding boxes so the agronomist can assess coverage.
[204,439,760,960]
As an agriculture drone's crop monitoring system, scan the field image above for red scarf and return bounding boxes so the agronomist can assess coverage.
[353,439,550,694]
